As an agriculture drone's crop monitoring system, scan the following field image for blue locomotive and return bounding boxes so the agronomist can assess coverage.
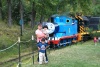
[43,15,78,47]
[42,14,100,48]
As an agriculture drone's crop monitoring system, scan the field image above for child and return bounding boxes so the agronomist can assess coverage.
[94,37,97,46]
[42,25,49,38]
[42,25,49,43]
[37,38,48,64]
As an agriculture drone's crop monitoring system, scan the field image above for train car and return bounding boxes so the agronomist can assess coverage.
[43,15,78,48]
[88,16,100,30]
[75,15,100,41]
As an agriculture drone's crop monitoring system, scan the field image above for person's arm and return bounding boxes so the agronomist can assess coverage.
[37,43,41,50]
[38,47,40,50]
[36,34,45,38]
[35,30,45,38]
[46,44,49,49]
[37,43,40,50]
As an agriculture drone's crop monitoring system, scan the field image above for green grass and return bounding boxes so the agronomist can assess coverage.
[0,21,37,65]
[12,41,100,67]
[0,21,100,67]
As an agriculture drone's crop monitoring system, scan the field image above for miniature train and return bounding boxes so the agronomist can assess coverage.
[42,15,100,48]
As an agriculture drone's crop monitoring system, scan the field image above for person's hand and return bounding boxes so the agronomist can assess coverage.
[38,47,40,50]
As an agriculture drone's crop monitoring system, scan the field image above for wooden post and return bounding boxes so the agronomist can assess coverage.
[18,37,21,67]
[32,35,34,64]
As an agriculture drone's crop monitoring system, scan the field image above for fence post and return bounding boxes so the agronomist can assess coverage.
[19,19,23,36]
[32,35,34,64]
[18,37,21,67]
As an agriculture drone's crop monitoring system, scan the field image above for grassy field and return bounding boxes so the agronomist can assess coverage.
[0,21,100,67]
[0,21,37,66]
[12,40,100,67]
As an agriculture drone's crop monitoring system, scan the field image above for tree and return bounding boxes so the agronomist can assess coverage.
[1,0,100,25]
[91,0,100,16]
[11,0,20,23]
[19,0,24,31]
[0,0,3,20]
[7,0,12,27]
[35,0,61,22]
[30,1,36,28]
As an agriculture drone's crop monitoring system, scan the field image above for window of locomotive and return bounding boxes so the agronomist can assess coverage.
[66,20,69,23]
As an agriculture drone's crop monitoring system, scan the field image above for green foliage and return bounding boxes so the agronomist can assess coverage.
[0,0,100,24]
[98,21,100,30]
[11,0,20,23]
[0,22,19,49]
[92,22,100,37]
[86,27,100,38]
[93,32,100,37]
[91,0,100,16]
[89,31,100,38]
[0,21,37,63]
[86,28,93,35]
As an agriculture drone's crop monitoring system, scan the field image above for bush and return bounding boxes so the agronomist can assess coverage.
[87,27,100,38]
[91,32,100,38]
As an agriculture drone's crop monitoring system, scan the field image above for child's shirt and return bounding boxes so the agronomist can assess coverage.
[37,42,48,53]
[94,37,97,42]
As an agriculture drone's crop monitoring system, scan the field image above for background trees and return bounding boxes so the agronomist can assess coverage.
[0,0,3,20]
[0,0,100,27]
[7,0,12,27]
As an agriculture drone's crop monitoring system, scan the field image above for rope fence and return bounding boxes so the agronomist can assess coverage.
[0,41,18,52]
[0,35,35,67]
[17,35,35,67]
[0,36,33,52]
[0,35,51,67]
[20,39,32,43]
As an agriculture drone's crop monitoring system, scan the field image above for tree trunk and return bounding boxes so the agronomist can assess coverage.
[7,0,12,27]
[40,14,44,23]
[47,16,51,22]
[19,0,24,30]
[0,0,3,20]
[31,1,36,29]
